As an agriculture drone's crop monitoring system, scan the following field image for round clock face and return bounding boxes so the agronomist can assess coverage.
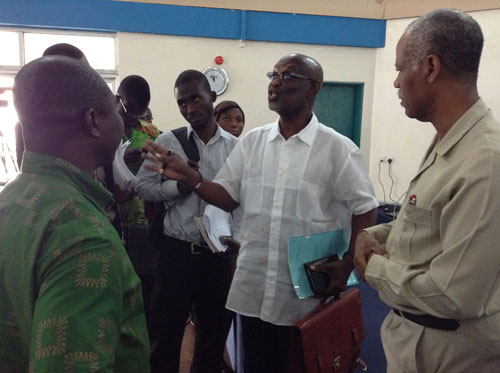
[203,67,229,96]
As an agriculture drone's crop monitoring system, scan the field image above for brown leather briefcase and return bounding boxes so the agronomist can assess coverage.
[288,288,366,372]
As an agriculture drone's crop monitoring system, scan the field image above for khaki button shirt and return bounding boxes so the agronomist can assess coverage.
[365,99,500,371]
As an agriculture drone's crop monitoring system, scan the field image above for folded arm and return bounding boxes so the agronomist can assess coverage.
[365,153,500,319]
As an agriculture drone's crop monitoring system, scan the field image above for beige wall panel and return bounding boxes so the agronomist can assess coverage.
[126,0,499,19]
[128,0,386,19]
[384,0,500,19]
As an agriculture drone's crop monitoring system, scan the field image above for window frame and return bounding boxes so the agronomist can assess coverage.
[0,27,118,78]
[0,27,119,188]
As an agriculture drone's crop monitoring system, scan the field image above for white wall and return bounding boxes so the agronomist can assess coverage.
[117,33,377,163]
[117,8,500,203]
[369,9,500,203]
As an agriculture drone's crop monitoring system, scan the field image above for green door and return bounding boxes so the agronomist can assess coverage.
[313,82,364,146]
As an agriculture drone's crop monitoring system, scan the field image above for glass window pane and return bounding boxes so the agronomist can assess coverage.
[24,33,116,70]
[0,31,20,66]
[105,79,115,92]
[0,76,20,188]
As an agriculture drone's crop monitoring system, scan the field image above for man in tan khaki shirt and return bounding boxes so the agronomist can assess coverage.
[355,9,500,372]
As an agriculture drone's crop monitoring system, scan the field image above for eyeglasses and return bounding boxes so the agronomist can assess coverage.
[266,71,314,82]
[116,94,128,114]
[116,94,148,119]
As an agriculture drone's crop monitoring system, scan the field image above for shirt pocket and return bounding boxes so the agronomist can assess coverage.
[398,205,440,263]
[241,175,265,215]
[295,180,327,223]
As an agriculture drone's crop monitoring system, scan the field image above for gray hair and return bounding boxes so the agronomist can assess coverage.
[404,9,483,85]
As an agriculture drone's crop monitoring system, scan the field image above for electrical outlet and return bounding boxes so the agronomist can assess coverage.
[379,156,395,163]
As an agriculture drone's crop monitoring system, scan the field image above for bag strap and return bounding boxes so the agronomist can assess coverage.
[171,127,200,163]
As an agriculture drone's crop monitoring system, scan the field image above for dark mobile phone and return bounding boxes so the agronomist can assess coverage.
[304,254,339,295]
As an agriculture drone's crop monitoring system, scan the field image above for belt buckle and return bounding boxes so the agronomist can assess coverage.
[190,242,203,255]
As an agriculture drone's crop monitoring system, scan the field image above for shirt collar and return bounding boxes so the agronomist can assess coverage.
[435,98,490,156]
[216,124,238,140]
[186,124,196,140]
[267,113,319,146]
[187,123,231,144]
[21,151,114,214]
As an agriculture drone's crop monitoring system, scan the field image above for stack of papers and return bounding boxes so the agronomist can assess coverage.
[194,204,233,253]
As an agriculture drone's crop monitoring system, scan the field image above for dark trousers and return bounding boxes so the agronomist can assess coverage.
[240,315,293,373]
[123,224,158,326]
[149,236,234,373]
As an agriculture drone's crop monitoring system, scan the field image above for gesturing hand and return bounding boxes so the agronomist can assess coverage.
[141,139,200,184]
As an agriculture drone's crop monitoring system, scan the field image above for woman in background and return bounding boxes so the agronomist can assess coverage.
[214,100,245,372]
[214,100,245,138]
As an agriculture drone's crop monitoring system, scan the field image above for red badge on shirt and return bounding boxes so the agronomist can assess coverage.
[409,194,417,206]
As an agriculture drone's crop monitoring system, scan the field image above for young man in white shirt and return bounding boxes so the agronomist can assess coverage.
[136,70,238,373]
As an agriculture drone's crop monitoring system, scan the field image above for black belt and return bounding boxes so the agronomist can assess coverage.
[164,236,211,255]
[393,308,459,331]
[189,242,211,255]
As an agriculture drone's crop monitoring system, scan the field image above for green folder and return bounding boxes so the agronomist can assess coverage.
[288,229,359,299]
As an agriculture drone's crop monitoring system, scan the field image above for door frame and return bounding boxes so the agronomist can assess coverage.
[319,81,364,146]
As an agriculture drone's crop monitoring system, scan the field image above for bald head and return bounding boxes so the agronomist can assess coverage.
[43,43,89,65]
[278,53,324,86]
[13,56,123,171]
[268,53,323,119]
[14,56,111,130]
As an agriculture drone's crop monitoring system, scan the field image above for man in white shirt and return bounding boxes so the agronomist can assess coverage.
[142,54,378,372]
[135,70,238,373]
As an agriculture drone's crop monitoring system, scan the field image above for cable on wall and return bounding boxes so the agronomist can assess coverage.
[377,160,387,205]
[387,160,399,205]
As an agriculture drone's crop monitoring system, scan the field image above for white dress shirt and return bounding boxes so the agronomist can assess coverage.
[135,124,238,242]
[214,114,378,325]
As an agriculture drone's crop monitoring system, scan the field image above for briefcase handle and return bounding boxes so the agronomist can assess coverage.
[314,288,349,313]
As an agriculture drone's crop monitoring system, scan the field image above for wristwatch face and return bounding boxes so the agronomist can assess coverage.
[203,67,229,95]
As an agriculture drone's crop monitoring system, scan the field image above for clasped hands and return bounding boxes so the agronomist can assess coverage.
[353,231,389,281]
[310,231,390,299]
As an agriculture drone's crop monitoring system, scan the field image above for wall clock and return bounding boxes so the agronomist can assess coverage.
[203,67,229,95]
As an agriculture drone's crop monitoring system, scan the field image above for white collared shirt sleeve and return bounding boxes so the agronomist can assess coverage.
[212,140,244,204]
[136,131,184,202]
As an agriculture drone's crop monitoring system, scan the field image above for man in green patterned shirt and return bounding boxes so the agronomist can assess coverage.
[0,56,150,371]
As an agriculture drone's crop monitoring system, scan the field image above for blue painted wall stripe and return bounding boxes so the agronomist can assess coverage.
[246,11,385,47]
[240,10,247,42]
[0,0,386,48]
